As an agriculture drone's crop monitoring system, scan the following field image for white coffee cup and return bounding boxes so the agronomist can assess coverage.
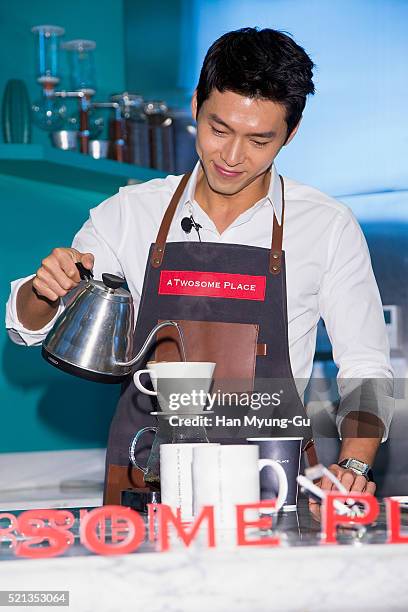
[133,360,160,395]
[160,443,220,521]
[133,361,216,413]
[192,445,288,528]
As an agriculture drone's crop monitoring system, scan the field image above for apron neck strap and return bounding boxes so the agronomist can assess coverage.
[151,172,191,268]
[151,171,286,274]
[270,175,285,275]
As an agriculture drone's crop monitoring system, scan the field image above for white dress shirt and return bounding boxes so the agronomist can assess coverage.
[6,162,394,437]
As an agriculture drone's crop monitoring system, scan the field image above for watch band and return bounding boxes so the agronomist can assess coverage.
[338,458,374,482]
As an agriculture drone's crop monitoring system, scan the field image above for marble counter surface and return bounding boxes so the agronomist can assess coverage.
[1,500,408,612]
[1,450,408,611]
[0,449,104,510]
[1,538,408,612]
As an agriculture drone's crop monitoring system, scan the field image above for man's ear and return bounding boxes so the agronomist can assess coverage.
[284,117,302,146]
[191,90,198,121]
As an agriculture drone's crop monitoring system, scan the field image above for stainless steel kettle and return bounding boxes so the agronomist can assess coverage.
[42,263,180,383]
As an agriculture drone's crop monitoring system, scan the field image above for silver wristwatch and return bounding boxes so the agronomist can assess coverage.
[338,458,373,481]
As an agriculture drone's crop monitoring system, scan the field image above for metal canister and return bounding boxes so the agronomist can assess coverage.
[144,100,175,173]
[111,92,149,166]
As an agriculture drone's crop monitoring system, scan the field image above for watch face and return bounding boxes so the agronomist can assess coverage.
[351,460,366,471]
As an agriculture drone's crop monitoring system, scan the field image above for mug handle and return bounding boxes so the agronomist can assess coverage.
[133,369,157,396]
[258,459,288,512]
[129,426,158,472]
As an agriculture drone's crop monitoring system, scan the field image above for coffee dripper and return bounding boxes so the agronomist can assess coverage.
[129,361,216,489]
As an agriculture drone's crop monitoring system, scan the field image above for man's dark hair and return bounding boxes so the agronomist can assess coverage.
[196,27,315,138]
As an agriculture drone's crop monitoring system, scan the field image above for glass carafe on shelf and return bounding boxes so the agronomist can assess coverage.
[31,90,67,131]
[61,39,96,95]
[31,24,67,131]
[31,24,65,85]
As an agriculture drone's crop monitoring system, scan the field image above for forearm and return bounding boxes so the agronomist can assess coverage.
[338,410,384,465]
[16,278,60,331]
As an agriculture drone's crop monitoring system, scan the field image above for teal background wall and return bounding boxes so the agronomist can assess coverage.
[0,0,128,452]
[124,0,188,107]
[0,175,120,452]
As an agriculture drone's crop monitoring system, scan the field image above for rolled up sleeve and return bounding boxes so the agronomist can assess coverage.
[6,275,64,346]
[318,209,394,441]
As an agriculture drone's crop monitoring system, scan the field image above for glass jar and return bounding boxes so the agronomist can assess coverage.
[31,24,65,85]
[61,39,96,94]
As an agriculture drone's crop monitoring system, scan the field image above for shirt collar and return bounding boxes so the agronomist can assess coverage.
[176,161,283,225]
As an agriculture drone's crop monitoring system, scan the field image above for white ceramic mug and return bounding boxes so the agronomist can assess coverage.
[133,361,216,413]
[192,445,288,528]
[160,443,220,521]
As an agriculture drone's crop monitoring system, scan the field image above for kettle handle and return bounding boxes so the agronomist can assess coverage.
[129,426,158,473]
[75,262,93,281]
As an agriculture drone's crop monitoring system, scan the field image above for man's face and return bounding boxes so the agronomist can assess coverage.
[192,89,299,196]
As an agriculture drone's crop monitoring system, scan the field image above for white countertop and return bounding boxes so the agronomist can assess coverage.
[1,539,408,612]
[1,449,408,611]
[0,449,104,510]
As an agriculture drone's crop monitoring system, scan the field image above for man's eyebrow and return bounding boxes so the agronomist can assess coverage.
[208,113,276,138]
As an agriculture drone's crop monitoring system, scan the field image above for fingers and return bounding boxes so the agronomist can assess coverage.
[320,475,334,491]
[317,464,375,495]
[365,481,376,495]
[80,252,95,270]
[33,247,94,301]
[42,250,79,287]
[338,469,374,494]
[52,248,82,282]
[319,464,342,492]
[339,470,358,491]
[32,276,60,302]
[343,473,368,493]
[34,267,71,301]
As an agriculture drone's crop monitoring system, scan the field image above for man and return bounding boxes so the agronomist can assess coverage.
[6,28,393,503]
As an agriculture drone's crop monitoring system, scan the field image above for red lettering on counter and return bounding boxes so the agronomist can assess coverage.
[15,510,75,558]
[321,493,379,544]
[385,498,408,544]
[158,270,266,301]
[4,497,408,558]
[236,500,280,546]
[157,504,215,551]
[81,506,145,555]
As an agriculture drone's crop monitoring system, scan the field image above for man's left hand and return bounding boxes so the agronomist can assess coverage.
[320,463,376,495]
[308,463,376,522]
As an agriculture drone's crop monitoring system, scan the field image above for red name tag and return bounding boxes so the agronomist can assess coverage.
[158,270,266,301]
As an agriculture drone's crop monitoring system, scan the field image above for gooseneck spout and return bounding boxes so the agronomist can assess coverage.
[116,320,185,367]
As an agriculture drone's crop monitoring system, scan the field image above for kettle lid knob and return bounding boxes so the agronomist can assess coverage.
[102,273,125,290]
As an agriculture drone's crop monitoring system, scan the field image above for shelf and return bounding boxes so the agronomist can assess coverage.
[0,144,167,194]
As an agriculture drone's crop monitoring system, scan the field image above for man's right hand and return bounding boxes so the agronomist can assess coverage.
[32,248,94,302]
